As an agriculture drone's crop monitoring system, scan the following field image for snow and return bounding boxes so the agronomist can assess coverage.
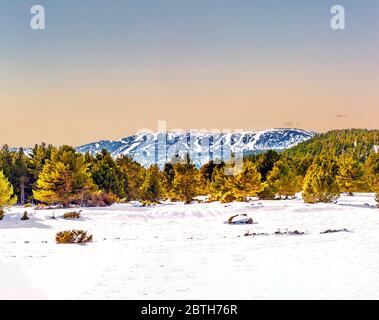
[76,129,316,168]
[1,193,378,300]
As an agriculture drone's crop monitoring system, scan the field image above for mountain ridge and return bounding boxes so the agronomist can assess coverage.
[76,128,316,167]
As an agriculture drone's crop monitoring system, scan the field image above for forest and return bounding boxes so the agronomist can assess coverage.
[0,129,379,217]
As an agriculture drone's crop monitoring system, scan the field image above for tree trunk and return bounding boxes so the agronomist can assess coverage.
[20,180,25,205]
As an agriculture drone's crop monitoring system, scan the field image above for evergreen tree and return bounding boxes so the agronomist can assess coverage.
[140,165,163,203]
[171,161,199,204]
[90,149,126,198]
[33,146,94,207]
[248,150,281,181]
[336,154,365,195]
[302,159,340,203]
[199,160,225,196]
[365,152,379,206]
[232,161,265,201]
[162,162,175,199]
[267,159,302,199]
[0,145,13,180]
[12,148,30,204]
[285,129,379,166]
[29,143,54,200]
[116,155,145,200]
[208,166,230,202]
[0,170,17,210]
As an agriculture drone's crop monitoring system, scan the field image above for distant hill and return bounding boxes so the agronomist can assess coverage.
[76,129,315,167]
[284,129,379,161]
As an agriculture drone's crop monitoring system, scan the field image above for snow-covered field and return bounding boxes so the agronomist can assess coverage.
[1,193,379,300]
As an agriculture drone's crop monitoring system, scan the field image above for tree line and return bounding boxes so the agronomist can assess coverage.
[0,137,379,214]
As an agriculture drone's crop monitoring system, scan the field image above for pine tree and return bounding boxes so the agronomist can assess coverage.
[0,145,13,180]
[232,161,265,201]
[90,149,126,198]
[29,143,54,200]
[162,163,175,199]
[365,152,379,207]
[116,155,145,200]
[208,166,233,202]
[336,154,365,195]
[140,165,163,203]
[33,146,94,207]
[199,160,225,196]
[248,150,281,181]
[267,160,302,199]
[0,170,17,214]
[140,165,162,202]
[302,159,340,204]
[12,148,30,204]
[171,161,199,204]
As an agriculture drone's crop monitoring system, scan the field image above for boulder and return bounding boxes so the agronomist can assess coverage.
[227,214,254,225]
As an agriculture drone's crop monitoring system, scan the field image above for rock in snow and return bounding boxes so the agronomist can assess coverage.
[227,214,254,225]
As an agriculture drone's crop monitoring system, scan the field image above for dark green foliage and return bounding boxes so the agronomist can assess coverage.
[89,149,126,198]
[247,150,281,181]
[0,145,13,179]
[162,162,175,198]
[199,160,225,195]
[12,149,30,205]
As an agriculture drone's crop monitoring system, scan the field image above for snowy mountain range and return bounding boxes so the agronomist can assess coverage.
[76,129,316,168]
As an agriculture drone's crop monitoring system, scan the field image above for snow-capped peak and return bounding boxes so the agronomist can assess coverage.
[76,128,316,167]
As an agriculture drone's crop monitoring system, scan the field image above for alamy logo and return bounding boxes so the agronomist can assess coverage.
[330,5,345,30]
[28,4,345,32]
[30,5,46,30]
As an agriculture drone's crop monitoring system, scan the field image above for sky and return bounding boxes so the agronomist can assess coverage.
[0,0,378,147]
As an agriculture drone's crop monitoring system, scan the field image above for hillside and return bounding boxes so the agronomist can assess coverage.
[284,129,379,161]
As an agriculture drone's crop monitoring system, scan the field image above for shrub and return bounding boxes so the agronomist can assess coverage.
[141,199,158,207]
[56,230,93,244]
[63,211,81,219]
[23,203,33,208]
[0,208,4,221]
[20,211,29,221]
[82,191,119,207]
